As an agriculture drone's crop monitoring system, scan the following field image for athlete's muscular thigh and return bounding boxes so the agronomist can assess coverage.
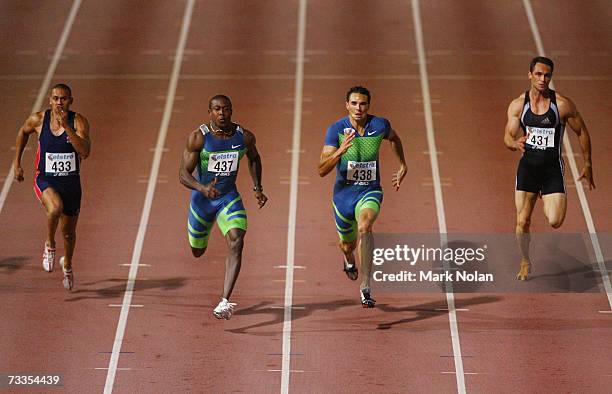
[357,207,378,234]
[541,192,566,228]
[41,187,63,216]
[515,191,537,226]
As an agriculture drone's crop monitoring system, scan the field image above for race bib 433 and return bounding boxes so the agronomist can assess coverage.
[347,160,377,182]
[46,152,76,176]
[208,151,239,175]
[526,127,555,149]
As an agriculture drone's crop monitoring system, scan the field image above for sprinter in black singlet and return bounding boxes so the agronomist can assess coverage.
[13,84,91,290]
[504,57,595,280]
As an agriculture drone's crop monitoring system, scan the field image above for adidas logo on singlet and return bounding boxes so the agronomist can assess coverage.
[541,117,551,125]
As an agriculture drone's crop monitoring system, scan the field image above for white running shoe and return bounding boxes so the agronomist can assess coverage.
[42,245,56,272]
[213,298,237,320]
[60,257,73,291]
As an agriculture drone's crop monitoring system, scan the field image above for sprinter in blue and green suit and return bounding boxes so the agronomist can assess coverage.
[318,86,407,307]
[180,95,268,320]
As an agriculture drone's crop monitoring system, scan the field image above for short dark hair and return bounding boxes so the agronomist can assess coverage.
[529,56,554,73]
[51,83,72,96]
[345,86,371,103]
[209,94,232,109]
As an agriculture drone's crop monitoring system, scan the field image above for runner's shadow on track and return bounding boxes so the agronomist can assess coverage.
[227,299,357,334]
[0,257,28,274]
[64,277,188,302]
[376,295,500,330]
[526,250,605,292]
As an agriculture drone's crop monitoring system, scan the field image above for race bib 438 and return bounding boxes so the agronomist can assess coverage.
[46,152,76,176]
[208,151,239,175]
[526,127,555,149]
[347,160,377,182]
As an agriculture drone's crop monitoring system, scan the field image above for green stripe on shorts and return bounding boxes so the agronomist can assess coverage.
[216,196,247,236]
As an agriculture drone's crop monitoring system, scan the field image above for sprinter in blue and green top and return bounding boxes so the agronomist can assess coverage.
[180,95,267,320]
[319,86,407,308]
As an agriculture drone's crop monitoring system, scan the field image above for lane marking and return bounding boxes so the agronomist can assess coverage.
[274,265,306,269]
[411,1,466,393]
[281,1,307,393]
[270,306,306,310]
[523,0,612,311]
[108,304,143,308]
[443,372,479,375]
[103,1,195,393]
[118,264,151,267]
[0,0,82,217]
[2,74,610,81]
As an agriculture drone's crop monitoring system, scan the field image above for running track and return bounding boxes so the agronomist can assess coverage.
[0,1,610,393]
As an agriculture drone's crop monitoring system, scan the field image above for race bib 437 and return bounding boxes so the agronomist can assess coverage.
[208,151,239,175]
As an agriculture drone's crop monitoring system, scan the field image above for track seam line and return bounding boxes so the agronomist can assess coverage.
[522,0,612,310]
[102,1,195,393]
[411,1,467,393]
[281,1,307,393]
[0,0,82,216]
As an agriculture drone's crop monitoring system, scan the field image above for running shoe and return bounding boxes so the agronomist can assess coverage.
[60,257,73,291]
[360,287,376,308]
[213,298,237,320]
[342,257,358,281]
[42,245,56,272]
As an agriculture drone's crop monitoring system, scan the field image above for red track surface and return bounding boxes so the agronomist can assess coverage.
[1,1,610,393]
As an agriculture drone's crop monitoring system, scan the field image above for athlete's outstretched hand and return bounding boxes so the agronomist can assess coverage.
[515,135,527,152]
[255,191,268,209]
[13,164,24,182]
[337,129,355,155]
[392,164,407,191]
[578,166,595,190]
[200,178,220,199]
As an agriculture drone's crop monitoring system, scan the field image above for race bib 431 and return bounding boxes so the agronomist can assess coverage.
[46,152,76,176]
[347,160,377,182]
[526,127,555,149]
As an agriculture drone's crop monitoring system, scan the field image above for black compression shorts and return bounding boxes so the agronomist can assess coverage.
[516,155,565,195]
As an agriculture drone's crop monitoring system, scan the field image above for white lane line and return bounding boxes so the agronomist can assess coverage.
[0,0,82,217]
[274,265,306,269]
[523,0,612,310]
[281,1,307,393]
[102,1,195,393]
[118,264,151,267]
[108,304,143,308]
[411,1,466,393]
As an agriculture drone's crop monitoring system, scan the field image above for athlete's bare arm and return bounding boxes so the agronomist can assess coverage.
[557,94,595,189]
[60,111,91,159]
[386,128,407,191]
[179,130,219,199]
[318,130,355,177]
[243,129,268,208]
[13,112,44,182]
[504,96,527,152]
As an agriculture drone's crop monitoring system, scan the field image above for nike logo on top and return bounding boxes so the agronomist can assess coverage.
[367,131,377,136]
[232,145,241,149]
